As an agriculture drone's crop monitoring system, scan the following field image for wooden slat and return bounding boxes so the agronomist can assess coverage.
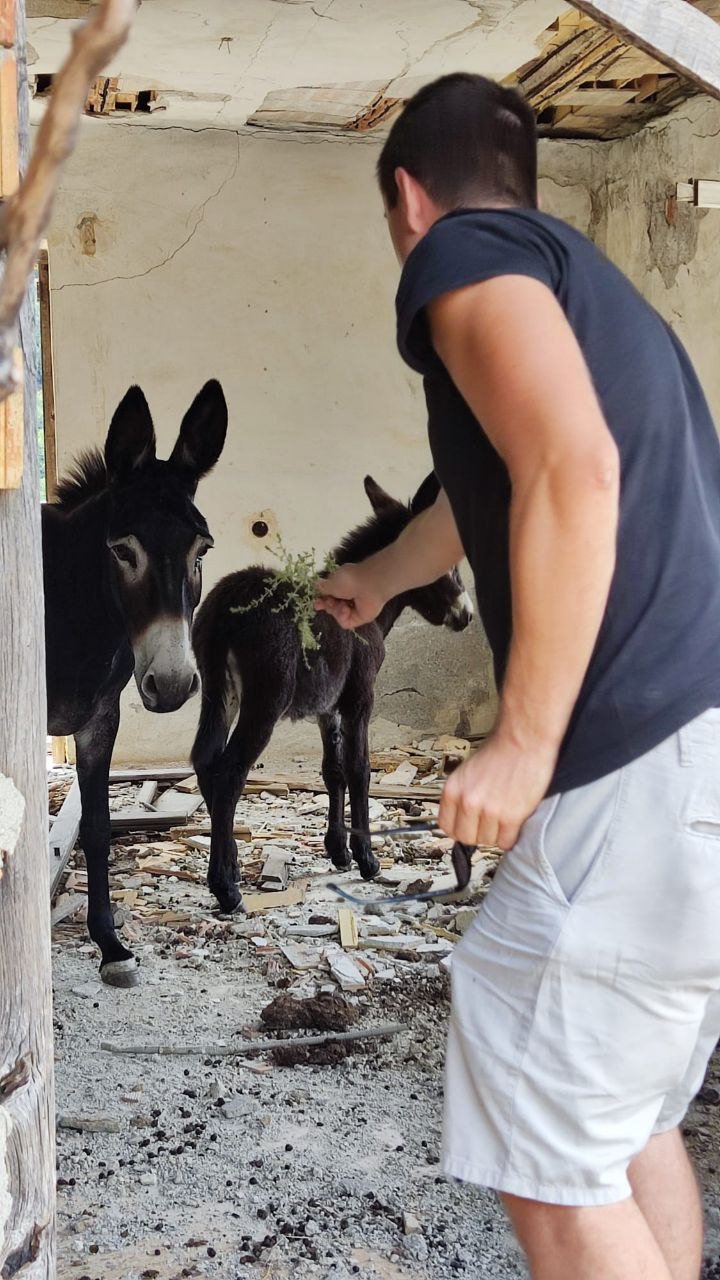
[567,0,720,100]
[0,0,14,49]
[0,53,17,195]
[520,29,624,111]
[37,247,58,497]
[0,54,21,488]
[555,85,638,106]
[49,777,81,896]
[108,766,194,784]
[0,347,22,487]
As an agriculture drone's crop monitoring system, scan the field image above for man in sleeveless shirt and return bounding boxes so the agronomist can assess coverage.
[316,74,720,1280]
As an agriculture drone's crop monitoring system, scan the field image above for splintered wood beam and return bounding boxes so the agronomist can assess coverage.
[567,0,720,100]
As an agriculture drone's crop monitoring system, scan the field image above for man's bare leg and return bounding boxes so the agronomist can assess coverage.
[628,1126,703,1280]
[502,1194,673,1280]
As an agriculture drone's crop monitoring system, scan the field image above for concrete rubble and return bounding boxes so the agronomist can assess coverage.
[48,735,720,1279]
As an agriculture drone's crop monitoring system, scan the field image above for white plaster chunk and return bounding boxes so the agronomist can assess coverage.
[0,773,25,880]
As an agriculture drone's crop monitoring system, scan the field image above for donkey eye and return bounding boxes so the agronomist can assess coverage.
[194,542,212,571]
[111,543,137,570]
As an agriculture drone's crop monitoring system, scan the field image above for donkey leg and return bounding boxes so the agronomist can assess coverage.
[342,706,380,881]
[208,694,284,913]
[319,712,351,871]
[75,698,138,987]
[191,681,236,821]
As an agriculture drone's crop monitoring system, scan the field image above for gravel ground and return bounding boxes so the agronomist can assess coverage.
[51,763,720,1280]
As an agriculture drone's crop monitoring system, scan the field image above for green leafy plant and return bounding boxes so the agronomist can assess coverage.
[230,537,338,663]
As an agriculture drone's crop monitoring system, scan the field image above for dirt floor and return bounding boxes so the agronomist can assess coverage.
[50,735,720,1280]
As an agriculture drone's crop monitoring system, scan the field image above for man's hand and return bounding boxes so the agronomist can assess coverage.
[438,732,557,850]
[314,563,387,629]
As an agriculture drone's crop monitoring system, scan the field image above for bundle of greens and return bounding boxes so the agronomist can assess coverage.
[230,537,338,661]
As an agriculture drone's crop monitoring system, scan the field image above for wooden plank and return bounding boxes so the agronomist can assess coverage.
[555,85,638,106]
[0,348,23,488]
[0,0,14,49]
[153,786,203,819]
[520,27,622,108]
[51,892,86,927]
[567,0,720,100]
[136,779,158,809]
[37,247,58,498]
[110,806,199,833]
[49,776,81,896]
[0,53,18,196]
[241,878,310,915]
[338,907,359,950]
[51,735,67,765]
[109,766,194,784]
[0,55,21,489]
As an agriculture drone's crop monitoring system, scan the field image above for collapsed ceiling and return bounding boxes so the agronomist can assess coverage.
[25,0,720,140]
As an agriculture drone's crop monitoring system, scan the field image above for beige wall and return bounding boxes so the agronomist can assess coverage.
[45,119,609,764]
[600,97,720,426]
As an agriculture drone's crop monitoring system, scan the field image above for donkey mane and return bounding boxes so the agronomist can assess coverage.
[53,448,108,511]
[333,502,409,567]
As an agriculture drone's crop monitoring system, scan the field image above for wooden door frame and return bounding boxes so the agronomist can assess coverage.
[37,244,57,500]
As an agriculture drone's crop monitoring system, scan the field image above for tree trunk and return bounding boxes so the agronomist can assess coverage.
[0,1,56,1273]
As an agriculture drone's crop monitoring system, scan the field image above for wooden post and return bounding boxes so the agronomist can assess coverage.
[0,4,56,1274]
[567,0,720,100]
[0,17,22,489]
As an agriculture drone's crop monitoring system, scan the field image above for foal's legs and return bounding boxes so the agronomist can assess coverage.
[340,700,380,881]
[319,711,351,870]
[207,691,286,913]
[75,696,138,986]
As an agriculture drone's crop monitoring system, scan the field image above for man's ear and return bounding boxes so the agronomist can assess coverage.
[395,167,433,236]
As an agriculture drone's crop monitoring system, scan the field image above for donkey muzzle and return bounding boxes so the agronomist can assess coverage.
[445,590,474,632]
[134,616,200,712]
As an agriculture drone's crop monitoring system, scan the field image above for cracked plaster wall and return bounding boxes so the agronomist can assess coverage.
[598,96,720,423]
[45,119,611,762]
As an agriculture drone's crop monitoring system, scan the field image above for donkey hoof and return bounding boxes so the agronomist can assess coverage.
[358,854,381,882]
[329,848,352,872]
[213,885,243,915]
[325,834,352,871]
[100,956,139,988]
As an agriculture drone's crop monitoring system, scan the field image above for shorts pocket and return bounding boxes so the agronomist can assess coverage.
[681,782,720,840]
[538,767,625,908]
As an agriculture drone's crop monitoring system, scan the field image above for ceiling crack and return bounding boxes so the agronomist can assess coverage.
[53,132,244,292]
[400,15,487,75]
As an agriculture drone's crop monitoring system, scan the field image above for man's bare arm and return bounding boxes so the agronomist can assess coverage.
[428,275,619,848]
[314,487,464,629]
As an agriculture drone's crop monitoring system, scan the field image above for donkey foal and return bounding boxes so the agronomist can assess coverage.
[191,474,473,914]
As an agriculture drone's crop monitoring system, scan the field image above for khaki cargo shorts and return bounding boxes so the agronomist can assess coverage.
[443,708,720,1205]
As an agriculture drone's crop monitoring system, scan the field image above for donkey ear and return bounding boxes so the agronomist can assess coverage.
[169,380,228,491]
[410,471,440,516]
[105,386,156,482]
[364,475,396,514]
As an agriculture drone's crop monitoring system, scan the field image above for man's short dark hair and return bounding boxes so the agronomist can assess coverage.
[377,73,537,211]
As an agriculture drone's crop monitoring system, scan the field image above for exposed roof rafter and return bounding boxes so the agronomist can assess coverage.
[566,0,720,101]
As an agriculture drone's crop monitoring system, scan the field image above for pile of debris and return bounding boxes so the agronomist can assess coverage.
[50,732,497,1058]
